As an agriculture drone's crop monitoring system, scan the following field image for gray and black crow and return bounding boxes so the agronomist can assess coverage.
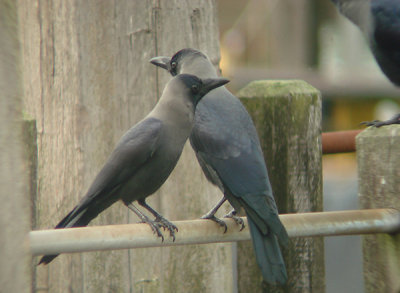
[38,73,229,265]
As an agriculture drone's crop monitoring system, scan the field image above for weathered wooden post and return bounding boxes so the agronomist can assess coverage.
[237,80,324,292]
[357,126,400,293]
[0,0,31,292]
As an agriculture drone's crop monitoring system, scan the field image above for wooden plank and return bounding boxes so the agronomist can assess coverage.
[0,1,31,292]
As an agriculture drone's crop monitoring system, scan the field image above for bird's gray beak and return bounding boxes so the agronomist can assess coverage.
[149,56,171,70]
[201,77,229,95]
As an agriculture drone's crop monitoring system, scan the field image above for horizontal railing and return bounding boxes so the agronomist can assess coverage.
[30,208,400,256]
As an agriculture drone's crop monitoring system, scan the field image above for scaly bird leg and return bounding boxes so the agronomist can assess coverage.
[201,197,228,233]
[138,199,178,241]
[127,203,165,241]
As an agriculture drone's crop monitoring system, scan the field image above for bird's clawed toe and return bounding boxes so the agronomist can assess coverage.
[360,120,387,127]
[224,210,245,231]
[360,120,379,127]
[156,217,178,241]
[361,114,400,127]
[201,214,228,233]
[144,220,165,242]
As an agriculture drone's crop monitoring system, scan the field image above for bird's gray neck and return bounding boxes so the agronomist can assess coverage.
[149,88,195,138]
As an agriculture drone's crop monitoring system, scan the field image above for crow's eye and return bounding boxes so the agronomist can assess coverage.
[171,61,177,69]
[191,84,199,94]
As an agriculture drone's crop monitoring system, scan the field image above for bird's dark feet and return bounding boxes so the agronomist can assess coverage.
[224,210,245,231]
[361,113,400,127]
[127,203,165,241]
[140,217,165,242]
[201,213,228,233]
[155,216,178,241]
[201,197,228,232]
[135,200,178,241]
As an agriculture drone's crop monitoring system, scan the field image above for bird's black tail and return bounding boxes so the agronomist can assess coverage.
[38,206,90,265]
[38,196,118,265]
[247,216,287,285]
[38,252,58,265]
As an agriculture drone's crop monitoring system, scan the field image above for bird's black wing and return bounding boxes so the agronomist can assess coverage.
[56,117,163,228]
[369,0,400,86]
[39,118,163,264]
[190,91,288,244]
[372,1,400,50]
[195,142,288,245]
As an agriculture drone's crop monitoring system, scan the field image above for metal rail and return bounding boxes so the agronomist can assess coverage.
[30,209,400,256]
[322,130,363,154]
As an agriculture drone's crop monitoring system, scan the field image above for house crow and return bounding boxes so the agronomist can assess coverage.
[38,73,229,265]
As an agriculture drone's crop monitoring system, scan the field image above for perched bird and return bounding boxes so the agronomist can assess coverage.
[331,0,400,126]
[150,48,288,285]
[38,73,229,265]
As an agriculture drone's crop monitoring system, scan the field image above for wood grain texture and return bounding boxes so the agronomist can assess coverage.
[0,1,31,292]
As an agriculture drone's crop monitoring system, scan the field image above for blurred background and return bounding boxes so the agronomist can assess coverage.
[217,0,400,292]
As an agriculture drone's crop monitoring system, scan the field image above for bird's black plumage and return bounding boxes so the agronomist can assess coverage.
[151,48,288,285]
[38,73,229,265]
[369,0,400,86]
[332,0,400,126]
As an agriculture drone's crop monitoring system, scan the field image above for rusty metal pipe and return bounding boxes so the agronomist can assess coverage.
[322,130,363,154]
[29,208,400,256]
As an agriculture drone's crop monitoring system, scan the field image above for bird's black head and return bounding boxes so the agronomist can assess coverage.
[169,49,207,76]
[150,48,208,76]
[175,73,229,106]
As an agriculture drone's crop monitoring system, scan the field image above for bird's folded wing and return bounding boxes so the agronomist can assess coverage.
[57,118,163,227]
[192,125,288,244]
[372,3,400,49]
